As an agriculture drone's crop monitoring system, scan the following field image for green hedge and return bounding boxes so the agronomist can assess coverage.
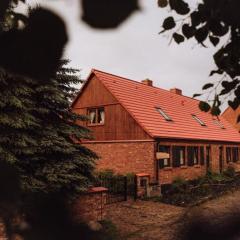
[160,167,240,206]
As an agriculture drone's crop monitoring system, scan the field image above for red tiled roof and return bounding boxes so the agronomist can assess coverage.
[91,69,240,143]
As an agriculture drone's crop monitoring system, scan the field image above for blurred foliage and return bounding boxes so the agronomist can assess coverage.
[158,0,240,115]
[0,0,27,32]
[81,0,140,29]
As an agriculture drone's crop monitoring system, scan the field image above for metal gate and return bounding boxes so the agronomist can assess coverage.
[99,175,128,204]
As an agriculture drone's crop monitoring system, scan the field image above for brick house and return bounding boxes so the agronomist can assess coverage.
[71,69,240,185]
[222,106,240,132]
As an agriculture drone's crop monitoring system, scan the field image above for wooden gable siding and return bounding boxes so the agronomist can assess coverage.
[73,75,118,108]
[72,75,151,141]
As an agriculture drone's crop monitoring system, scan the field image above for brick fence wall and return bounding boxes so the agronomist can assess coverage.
[72,187,108,223]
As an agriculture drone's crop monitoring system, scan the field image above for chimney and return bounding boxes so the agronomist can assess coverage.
[170,88,182,95]
[141,79,153,86]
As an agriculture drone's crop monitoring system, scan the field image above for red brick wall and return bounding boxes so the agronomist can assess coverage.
[158,142,240,184]
[83,141,156,181]
[159,165,205,184]
[72,187,108,222]
[84,140,240,185]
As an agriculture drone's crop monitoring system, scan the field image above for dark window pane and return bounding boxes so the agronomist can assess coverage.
[200,146,204,165]
[206,146,211,168]
[232,147,239,162]
[226,147,232,163]
[193,147,199,165]
[187,147,194,166]
[98,108,105,124]
[172,146,185,168]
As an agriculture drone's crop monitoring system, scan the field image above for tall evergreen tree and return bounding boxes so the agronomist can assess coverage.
[0,2,97,196]
[0,60,97,195]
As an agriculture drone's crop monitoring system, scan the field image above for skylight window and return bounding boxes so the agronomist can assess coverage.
[213,119,225,129]
[156,107,172,121]
[192,114,206,126]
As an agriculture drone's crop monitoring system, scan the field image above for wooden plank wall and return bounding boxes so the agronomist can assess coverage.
[72,75,151,141]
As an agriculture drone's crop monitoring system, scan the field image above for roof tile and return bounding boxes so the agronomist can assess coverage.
[92,69,240,143]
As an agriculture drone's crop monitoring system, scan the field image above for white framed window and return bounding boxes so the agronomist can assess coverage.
[192,114,206,126]
[88,107,105,125]
[213,120,225,129]
[156,107,172,121]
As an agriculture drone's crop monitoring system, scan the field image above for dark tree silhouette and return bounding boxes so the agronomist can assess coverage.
[158,0,240,115]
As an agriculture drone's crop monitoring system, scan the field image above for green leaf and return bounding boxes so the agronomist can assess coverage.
[199,101,211,112]
[211,106,221,116]
[173,32,184,44]
[182,24,195,39]
[219,88,230,96]
[158,0,168,8]
[190,11,201,27]
[195,25,208,43]
[210,20,229,37]
[209,69,223,76]
[228,99,240,110]
[202,83,214,90]
[169,0,190,15]
[162,16,176,30]
[193,93,202,98]
[209,36,220,46]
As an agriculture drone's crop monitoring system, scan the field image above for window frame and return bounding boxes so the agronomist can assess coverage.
[172,146,186,168]
[156,107,172,121]
[232,147,239,162]
[87,107,105,126]
[200,146,205,166]
[213,119,225,129]
[226,147,232,163]
[206,146,211,169]
[187,146,199,166]
[158,145,171,168]
[192,114,206,126]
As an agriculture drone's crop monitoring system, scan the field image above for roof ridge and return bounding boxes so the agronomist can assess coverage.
[92,68,200,104]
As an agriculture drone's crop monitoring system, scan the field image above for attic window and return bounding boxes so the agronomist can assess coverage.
[192,114,206,126]
[213,119,225,129]
[156,107,172,121]
[88,107,105,125]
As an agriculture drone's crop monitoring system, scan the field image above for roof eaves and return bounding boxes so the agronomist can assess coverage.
[154,135,240,143]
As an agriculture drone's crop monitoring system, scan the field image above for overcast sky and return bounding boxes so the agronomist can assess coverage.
[24,0,221,99]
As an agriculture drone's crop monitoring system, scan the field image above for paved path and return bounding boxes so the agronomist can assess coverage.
[106,200,184,240]
[106,191,240,240]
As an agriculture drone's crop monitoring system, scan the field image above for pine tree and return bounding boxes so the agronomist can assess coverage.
[0,60,97,195]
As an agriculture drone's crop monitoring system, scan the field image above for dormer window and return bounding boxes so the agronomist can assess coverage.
[192,114,206,126]
[88,107,105,125]
[156,107,172,121]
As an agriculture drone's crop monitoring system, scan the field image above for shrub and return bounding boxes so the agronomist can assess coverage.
[223,166,236,178]
[171,177,188,194]
[94,170,136,196]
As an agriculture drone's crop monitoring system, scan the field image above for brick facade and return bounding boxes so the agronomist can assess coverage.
[84,140,240,185]
[83,141,156,181]
[158,142,240,184]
